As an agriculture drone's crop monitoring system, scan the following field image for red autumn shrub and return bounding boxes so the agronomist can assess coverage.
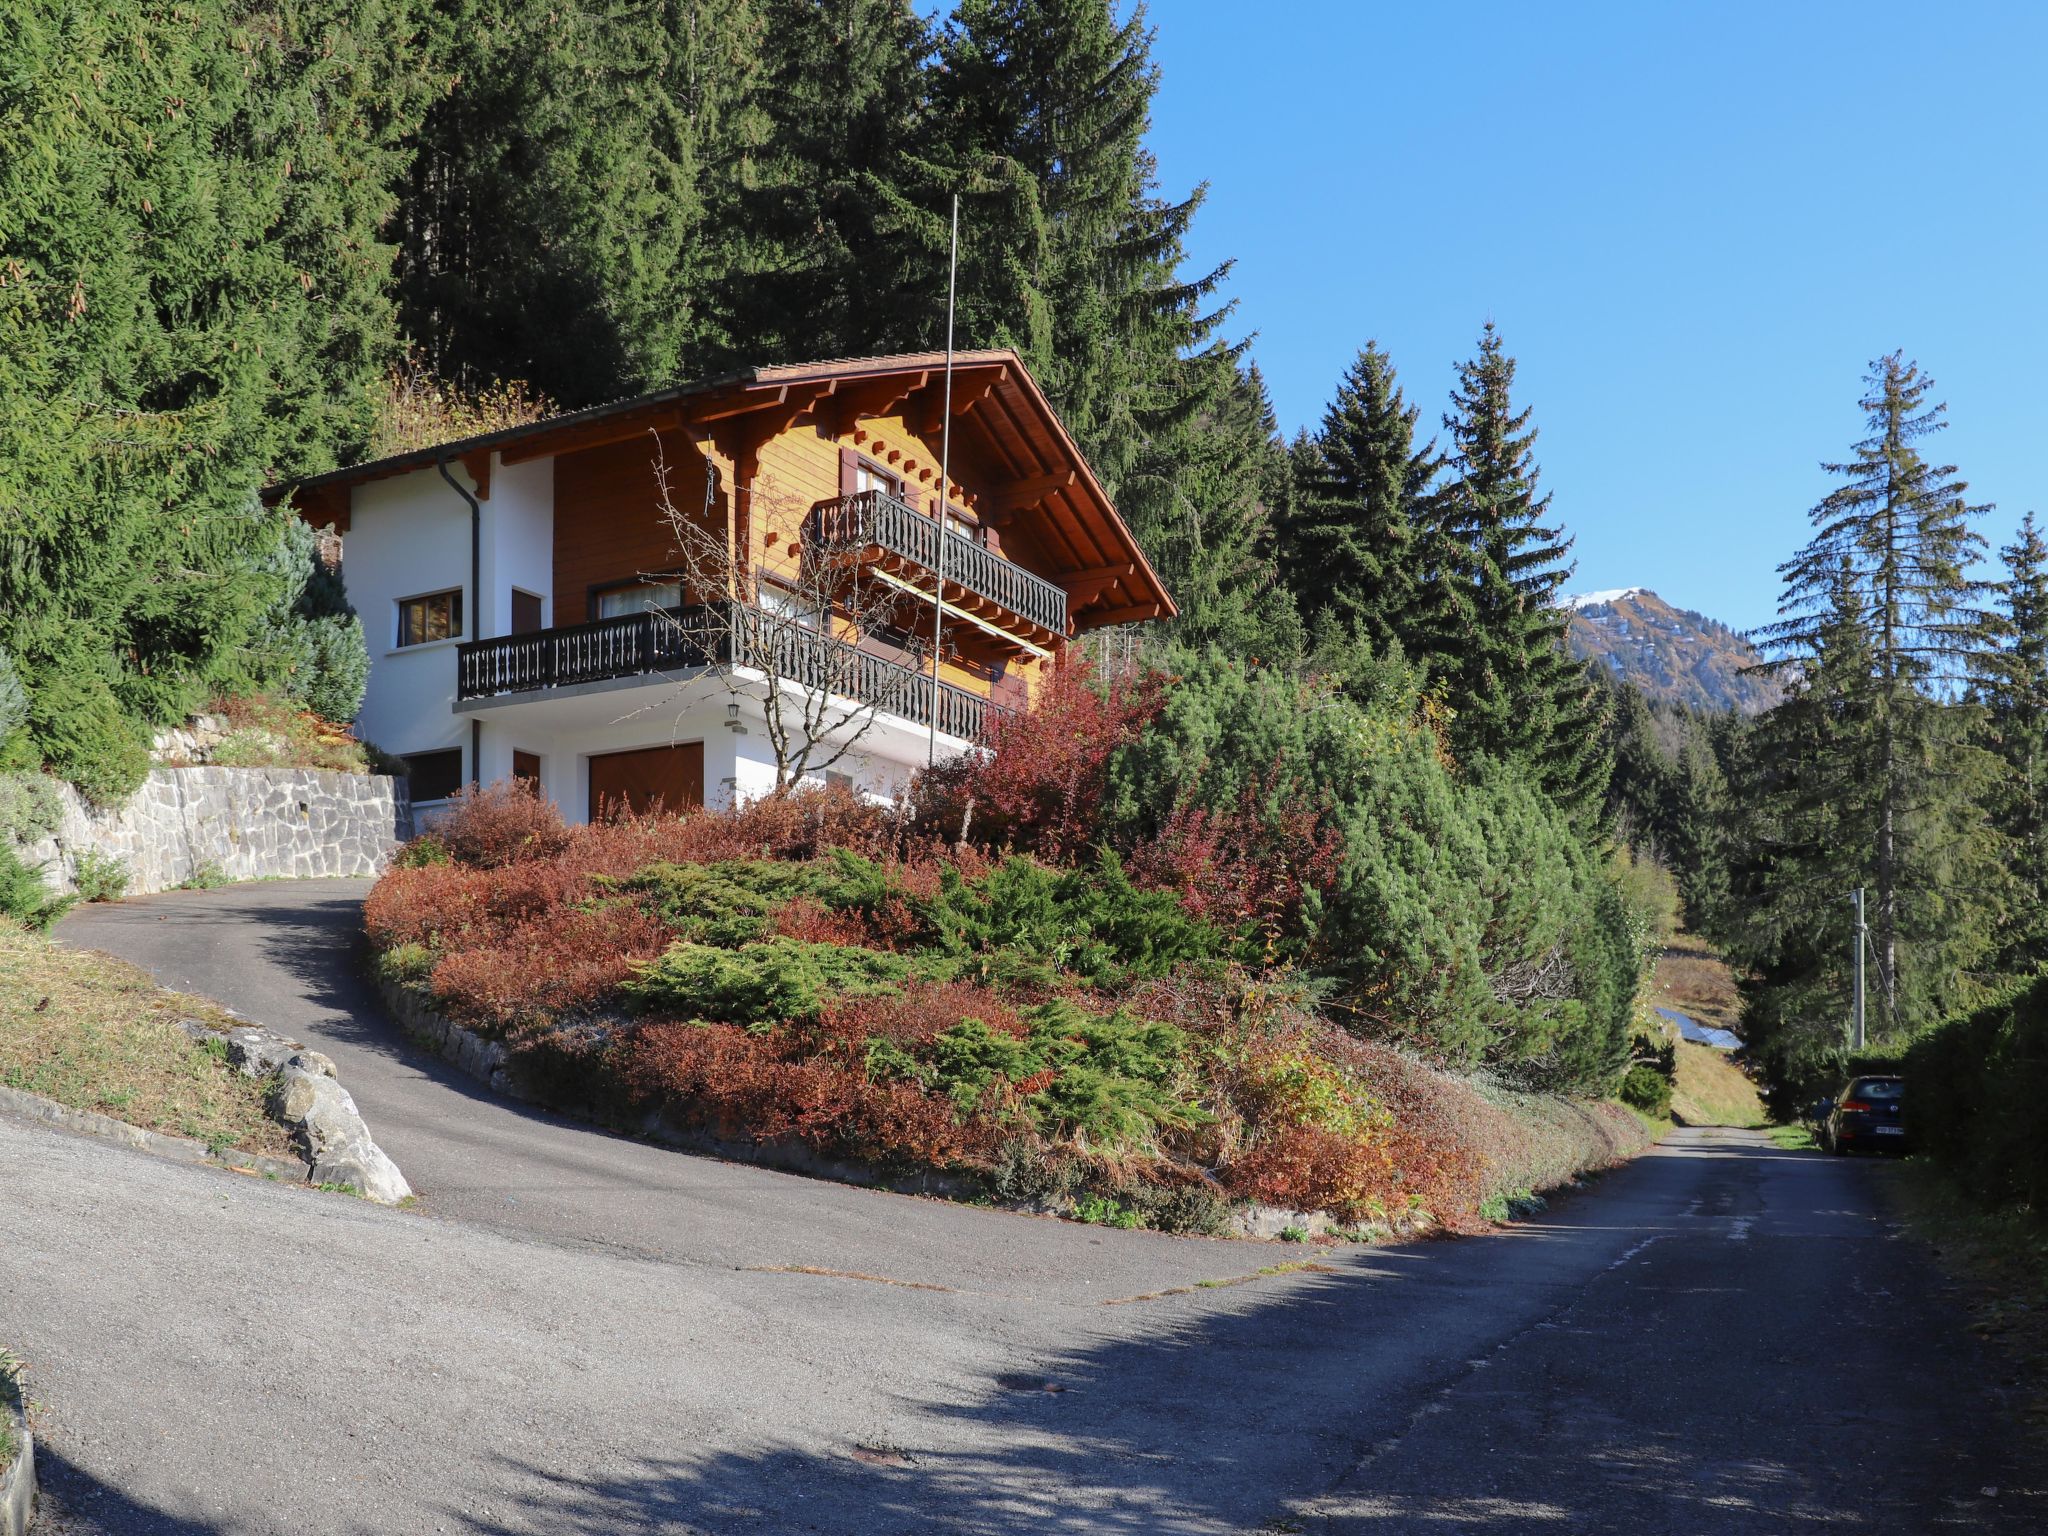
[1226,1124,1395,1221]
[770,895,876,948]
[1126,769,1346,956]
[428,901,673,1034]
[622,1021,997,1168]
[434,780,574,868]
[364,859,593,952]
[814,980,1026,1054]
[913,658,1162,862]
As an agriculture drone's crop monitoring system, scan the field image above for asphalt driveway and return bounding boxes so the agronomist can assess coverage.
[0,881,2034,1534]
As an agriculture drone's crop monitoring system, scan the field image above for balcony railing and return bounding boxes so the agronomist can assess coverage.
[807,490,1068,637]
[456,601,1004,741]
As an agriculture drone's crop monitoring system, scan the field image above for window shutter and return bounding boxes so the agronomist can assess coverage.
[838,448,857,497]
[899,481,921,511]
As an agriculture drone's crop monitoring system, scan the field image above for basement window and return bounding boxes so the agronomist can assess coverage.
[398,589,463,647]
[401,748,465,804]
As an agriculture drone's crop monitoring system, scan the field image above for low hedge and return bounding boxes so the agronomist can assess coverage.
[1905,980,2048,1223]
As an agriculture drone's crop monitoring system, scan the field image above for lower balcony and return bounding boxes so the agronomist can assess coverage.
[455,602,1005,742]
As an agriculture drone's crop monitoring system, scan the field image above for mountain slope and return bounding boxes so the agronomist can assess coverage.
[1565,589,1781,715]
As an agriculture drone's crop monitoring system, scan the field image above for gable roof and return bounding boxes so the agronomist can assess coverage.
[267,349,1174,631]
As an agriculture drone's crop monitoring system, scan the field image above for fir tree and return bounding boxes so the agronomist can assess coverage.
[394,0,765,405]
[919,0,1232,495]
[0,0,422,798]
[712,0,933,368]
[1749,354,2002,1045]
[1122,360,1299,658]
[1434,323,1609,820]
[1281,343,1440,656]
[1975,512,2048,971]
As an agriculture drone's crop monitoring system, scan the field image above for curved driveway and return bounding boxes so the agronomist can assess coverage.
[0,880,2034,1534]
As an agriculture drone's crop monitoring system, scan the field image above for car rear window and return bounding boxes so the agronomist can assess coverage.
[1850,1078,1904,1100]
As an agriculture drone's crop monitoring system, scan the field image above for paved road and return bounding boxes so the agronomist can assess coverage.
[0,882,2032,1534]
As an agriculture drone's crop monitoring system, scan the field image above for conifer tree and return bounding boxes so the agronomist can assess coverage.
[1749,354,2001,1044]
[1123,360,1299,658]
[712,0,933,368]
[1281,343,1440,656]
[0,0,422,798]
[1975,512,2048,971]
[1433,323,1609,819]
[917,0,1232,495]
[394,0,765,405]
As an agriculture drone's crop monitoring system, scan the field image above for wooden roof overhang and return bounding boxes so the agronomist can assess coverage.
[264,350,1174,633]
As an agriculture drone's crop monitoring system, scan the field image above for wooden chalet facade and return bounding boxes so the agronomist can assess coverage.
[267,350,1173,818]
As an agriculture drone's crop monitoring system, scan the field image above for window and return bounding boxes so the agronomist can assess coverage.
[398,589,463,647]
[511,590,544,635]
[595,579,683,619]
[855,462,901,498]
[512,750,542,789]
[401,748,465,804]
[759,578,821,630]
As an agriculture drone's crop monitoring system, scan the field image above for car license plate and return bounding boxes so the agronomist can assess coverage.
[1875,1125,1904,1136]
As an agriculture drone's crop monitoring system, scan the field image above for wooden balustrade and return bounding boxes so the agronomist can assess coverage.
[455,601,1000,741]
[806,490,1068,636]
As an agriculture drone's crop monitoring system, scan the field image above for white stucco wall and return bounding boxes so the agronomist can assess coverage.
[480,455,553,637]
[346,464,476,767]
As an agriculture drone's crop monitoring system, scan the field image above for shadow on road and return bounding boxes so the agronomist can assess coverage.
[34,1444,229,1535]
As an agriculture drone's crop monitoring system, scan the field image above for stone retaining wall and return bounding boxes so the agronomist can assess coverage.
[24,768,410,897]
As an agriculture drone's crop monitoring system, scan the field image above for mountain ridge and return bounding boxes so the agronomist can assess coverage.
[1564,588,1781,715]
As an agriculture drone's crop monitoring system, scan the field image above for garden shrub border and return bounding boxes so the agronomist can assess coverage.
[371,966,1643,1240]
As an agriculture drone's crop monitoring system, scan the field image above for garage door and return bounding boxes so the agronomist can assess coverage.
[588,742,704,820]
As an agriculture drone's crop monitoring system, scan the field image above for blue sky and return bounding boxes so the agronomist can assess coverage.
[1128,2,2048,632]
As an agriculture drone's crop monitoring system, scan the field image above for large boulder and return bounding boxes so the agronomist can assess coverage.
[267,1053,412,1204]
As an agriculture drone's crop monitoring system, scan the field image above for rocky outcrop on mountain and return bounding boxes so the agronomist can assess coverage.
[1566,589,1781,715]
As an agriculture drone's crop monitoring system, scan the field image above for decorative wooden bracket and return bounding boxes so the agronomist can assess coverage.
[1058,562,1135,602]
[987,470,1077,516]
[459,448,492,502]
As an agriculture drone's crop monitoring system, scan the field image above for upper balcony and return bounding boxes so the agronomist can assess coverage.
[454,601,1004,742]
[805,490,1068,649]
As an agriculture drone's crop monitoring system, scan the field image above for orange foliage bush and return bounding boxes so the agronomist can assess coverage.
[434,780,574,869]
[428,902,673,1034]
[623,1021,997,1169]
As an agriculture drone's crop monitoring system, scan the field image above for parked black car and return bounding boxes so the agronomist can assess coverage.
[1823,1075,1907,1154]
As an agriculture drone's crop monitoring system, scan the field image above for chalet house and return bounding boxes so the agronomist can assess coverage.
[268,350,1173,820]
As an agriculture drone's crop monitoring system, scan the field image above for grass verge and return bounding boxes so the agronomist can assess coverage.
[1887,1160,2048,1438]
[1766,1123,1817,1151]
[0,920,291,1157]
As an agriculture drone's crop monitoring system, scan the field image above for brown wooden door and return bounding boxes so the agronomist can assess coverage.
[588,742,704,820]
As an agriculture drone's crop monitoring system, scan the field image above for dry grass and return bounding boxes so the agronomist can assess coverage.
[1649,931,1744,1033]
[1645,932,1766,1128]
[0,1351,18,1476]
[0,922,290,1156]
[1670,1036,1767,1128]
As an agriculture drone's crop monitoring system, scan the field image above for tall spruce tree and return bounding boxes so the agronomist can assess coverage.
[393,0,765,406]
[711,0,932,368]
[919,0,1232,495]
[1975,512,2048,971]
[1433,323,1608,820]
[1728,562,1885,1088]
[1120,359,1299,657]
[1281,343,1440,656]
[1749,354,2001,1046]
[0,0,423,799]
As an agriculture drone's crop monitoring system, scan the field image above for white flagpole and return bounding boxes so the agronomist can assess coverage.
[929,193,958,766]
